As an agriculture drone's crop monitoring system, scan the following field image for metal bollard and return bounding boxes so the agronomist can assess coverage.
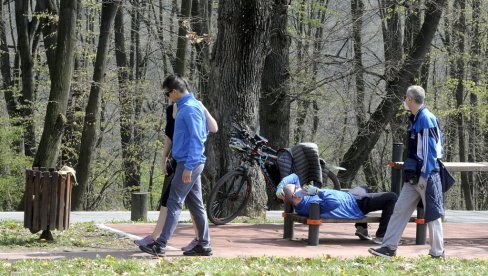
[391,143,403,196]
[416,206,427,245]
[283,202,294,239]
[308,203,321,245]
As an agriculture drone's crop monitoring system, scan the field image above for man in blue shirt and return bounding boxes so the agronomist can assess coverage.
[139,74,212,257]
[279,173,397,243]
[369,85,445,258]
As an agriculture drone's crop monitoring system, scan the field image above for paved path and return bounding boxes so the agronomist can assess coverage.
[2,223,487,260]
[1,211,487,260]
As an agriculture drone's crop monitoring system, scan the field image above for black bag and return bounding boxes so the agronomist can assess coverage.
[438,159,455,193]
[404,157,420,185]
[166,157,177,175]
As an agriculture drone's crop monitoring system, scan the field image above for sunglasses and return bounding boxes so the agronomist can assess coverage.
[165,89,174,97]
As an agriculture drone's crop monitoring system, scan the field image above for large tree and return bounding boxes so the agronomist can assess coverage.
[337,0,448,186]
[33,0,78,167]
[72,0,120,210]
[206,0,273,217]
[259,0,291,150]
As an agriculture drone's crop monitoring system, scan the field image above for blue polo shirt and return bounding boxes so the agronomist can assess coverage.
[172,93,208,170]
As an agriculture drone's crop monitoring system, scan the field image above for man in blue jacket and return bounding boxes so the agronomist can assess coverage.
[139,74,212,257]
[279,173,398,243]
[369,85,445,258]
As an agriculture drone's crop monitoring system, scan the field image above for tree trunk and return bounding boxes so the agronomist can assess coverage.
[114,5,140,191]
[15,0,37,156]
[0,2,15,118]
[72,1,120,210]
[380,0,405,148]
[33,0,78,167]
[337,0,447,186]
[351,0,381,188]
[453,0,473,210]
[259,0,290,150]
[36,0,58,77]
[468,0,482,209]
[206,0,272,217]
[190,0,211,98]
[260,0,291,210]
[174,0,192,75]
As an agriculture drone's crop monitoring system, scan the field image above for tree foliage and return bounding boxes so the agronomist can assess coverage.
[0,0,487,212]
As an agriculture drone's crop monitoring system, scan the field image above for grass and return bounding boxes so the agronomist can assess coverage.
[1,255,488,275]
[0,220,133,250]
[1,220,487,275]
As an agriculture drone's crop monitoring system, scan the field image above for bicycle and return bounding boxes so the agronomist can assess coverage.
[206,126,342,225]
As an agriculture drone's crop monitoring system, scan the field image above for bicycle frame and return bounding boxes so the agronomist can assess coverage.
[237,147,280,195]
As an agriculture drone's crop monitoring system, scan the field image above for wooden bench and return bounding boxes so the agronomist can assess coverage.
[283,202,426,245]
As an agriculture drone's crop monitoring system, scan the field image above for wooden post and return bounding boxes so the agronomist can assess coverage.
[131,192,148,221]
[283,202,294,239]
[308,203,320,246]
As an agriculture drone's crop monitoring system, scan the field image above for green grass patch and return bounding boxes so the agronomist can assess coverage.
[0,220,133,250]
[1,255,487,275]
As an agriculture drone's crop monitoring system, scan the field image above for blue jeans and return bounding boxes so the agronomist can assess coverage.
[156,162,210,247]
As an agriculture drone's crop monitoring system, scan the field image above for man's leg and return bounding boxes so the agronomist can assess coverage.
[380,183,419,250]
[357,192,398,238]
[417,174,444,257]
[181,164,209,247]
[156,163,194,245]
[428,218,444,256]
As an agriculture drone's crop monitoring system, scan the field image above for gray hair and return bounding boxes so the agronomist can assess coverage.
[283,184,296,205]
[406,85,425,104]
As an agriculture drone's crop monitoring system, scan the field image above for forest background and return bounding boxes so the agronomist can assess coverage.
[0,0,486,215]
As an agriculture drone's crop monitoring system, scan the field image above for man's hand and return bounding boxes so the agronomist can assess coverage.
[302,185,320,195]
[182,169,192,184]
[417,176,427,190]
[276,187,285,200]
[161,158,168,176]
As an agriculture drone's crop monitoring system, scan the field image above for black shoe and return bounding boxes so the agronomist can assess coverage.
[139,242,165,257]
[368,247,396,258]
[429,251,445,259]
[183,244,213,256]
[355,226,372,241]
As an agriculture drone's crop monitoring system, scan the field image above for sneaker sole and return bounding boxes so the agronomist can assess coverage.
[355,232,372,241]
[183,251,213,256]
[368,248,394,258]
[139,245,165,257]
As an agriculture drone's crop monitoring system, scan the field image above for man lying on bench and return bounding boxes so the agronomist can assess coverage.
[277,173,397,244]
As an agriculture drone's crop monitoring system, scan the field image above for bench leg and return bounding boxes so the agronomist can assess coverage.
[308,203,320,246]
[416,206,426,245]
[283,203,294,239]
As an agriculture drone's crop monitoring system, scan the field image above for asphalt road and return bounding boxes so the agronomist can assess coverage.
[1,210,488,223]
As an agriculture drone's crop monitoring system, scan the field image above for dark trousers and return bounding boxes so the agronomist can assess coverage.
[354,192,398,237]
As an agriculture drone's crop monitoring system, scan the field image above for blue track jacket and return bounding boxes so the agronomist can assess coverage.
[280,174,365,219]
[407,106,444,222]
[172,93,208,170]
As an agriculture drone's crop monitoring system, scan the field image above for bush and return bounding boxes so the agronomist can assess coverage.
[0,122,32,211]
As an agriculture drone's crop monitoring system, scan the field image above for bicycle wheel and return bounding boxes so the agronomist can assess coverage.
[207,169,252,225]
[320,159,341,190]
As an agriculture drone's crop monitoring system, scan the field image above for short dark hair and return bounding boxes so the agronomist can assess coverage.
[162,74,190,94]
